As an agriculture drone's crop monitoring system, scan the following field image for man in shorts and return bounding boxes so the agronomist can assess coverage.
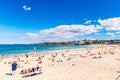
[11,61,17,75]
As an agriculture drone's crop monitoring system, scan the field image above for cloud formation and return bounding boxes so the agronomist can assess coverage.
[25,17,120,43]
[26,33,38,39]
[116,31,120,34]
[84,20,92,24]
[23,5,31,11]
[106,32,114,35]
[26,24,101,42]
[106,32,116,39]
[98,17,120,31]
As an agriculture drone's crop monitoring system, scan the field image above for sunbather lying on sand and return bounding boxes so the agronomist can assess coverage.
[20,66,42,75]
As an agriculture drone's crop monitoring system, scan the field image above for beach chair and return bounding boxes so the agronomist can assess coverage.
[20,67,42,78]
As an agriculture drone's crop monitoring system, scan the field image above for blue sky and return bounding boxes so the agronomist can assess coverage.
[0,0,120,44]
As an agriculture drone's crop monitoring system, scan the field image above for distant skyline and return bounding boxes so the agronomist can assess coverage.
[0,0,120,44]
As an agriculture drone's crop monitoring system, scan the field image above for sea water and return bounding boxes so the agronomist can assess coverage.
[0,44,94,55]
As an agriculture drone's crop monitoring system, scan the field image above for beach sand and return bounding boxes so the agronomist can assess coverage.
[0,44,120,80]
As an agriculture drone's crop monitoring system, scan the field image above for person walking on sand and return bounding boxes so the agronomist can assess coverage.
[11,61,17,75]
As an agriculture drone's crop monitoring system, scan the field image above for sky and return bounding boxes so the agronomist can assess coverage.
[0,0,120,44]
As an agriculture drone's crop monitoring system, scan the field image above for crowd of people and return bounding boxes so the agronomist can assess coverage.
[0,45,119,78]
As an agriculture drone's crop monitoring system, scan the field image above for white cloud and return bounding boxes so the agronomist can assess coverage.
[98,17,120,31]
[106,32,116,39]
[26,33,38,39]
[23,5,31,11]
[96,25,103,29]
[112,35,116,38]
[106,32,114,35]
[26,24,102,42]
[84,20,92,24]
[116,31,120,34]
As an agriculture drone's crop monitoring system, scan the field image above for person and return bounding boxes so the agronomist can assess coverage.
[38,55,42,64]
[20,68,28,74]
[24,54,29,64]
[11,61,17,75]
[31,68,35,72]
[25,54,29,58]
[51,54,55,62]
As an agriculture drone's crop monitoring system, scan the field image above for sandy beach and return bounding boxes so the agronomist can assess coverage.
[0,44,120,80]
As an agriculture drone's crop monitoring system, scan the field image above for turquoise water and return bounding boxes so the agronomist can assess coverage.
[0,44,93,55]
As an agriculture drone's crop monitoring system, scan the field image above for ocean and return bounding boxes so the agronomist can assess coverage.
[0,44,93,55]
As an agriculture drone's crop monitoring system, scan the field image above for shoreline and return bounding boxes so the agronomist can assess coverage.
[0,44,118,59]
[0,45,97,57]
[1,44,118,55]
[0,44,117,55]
